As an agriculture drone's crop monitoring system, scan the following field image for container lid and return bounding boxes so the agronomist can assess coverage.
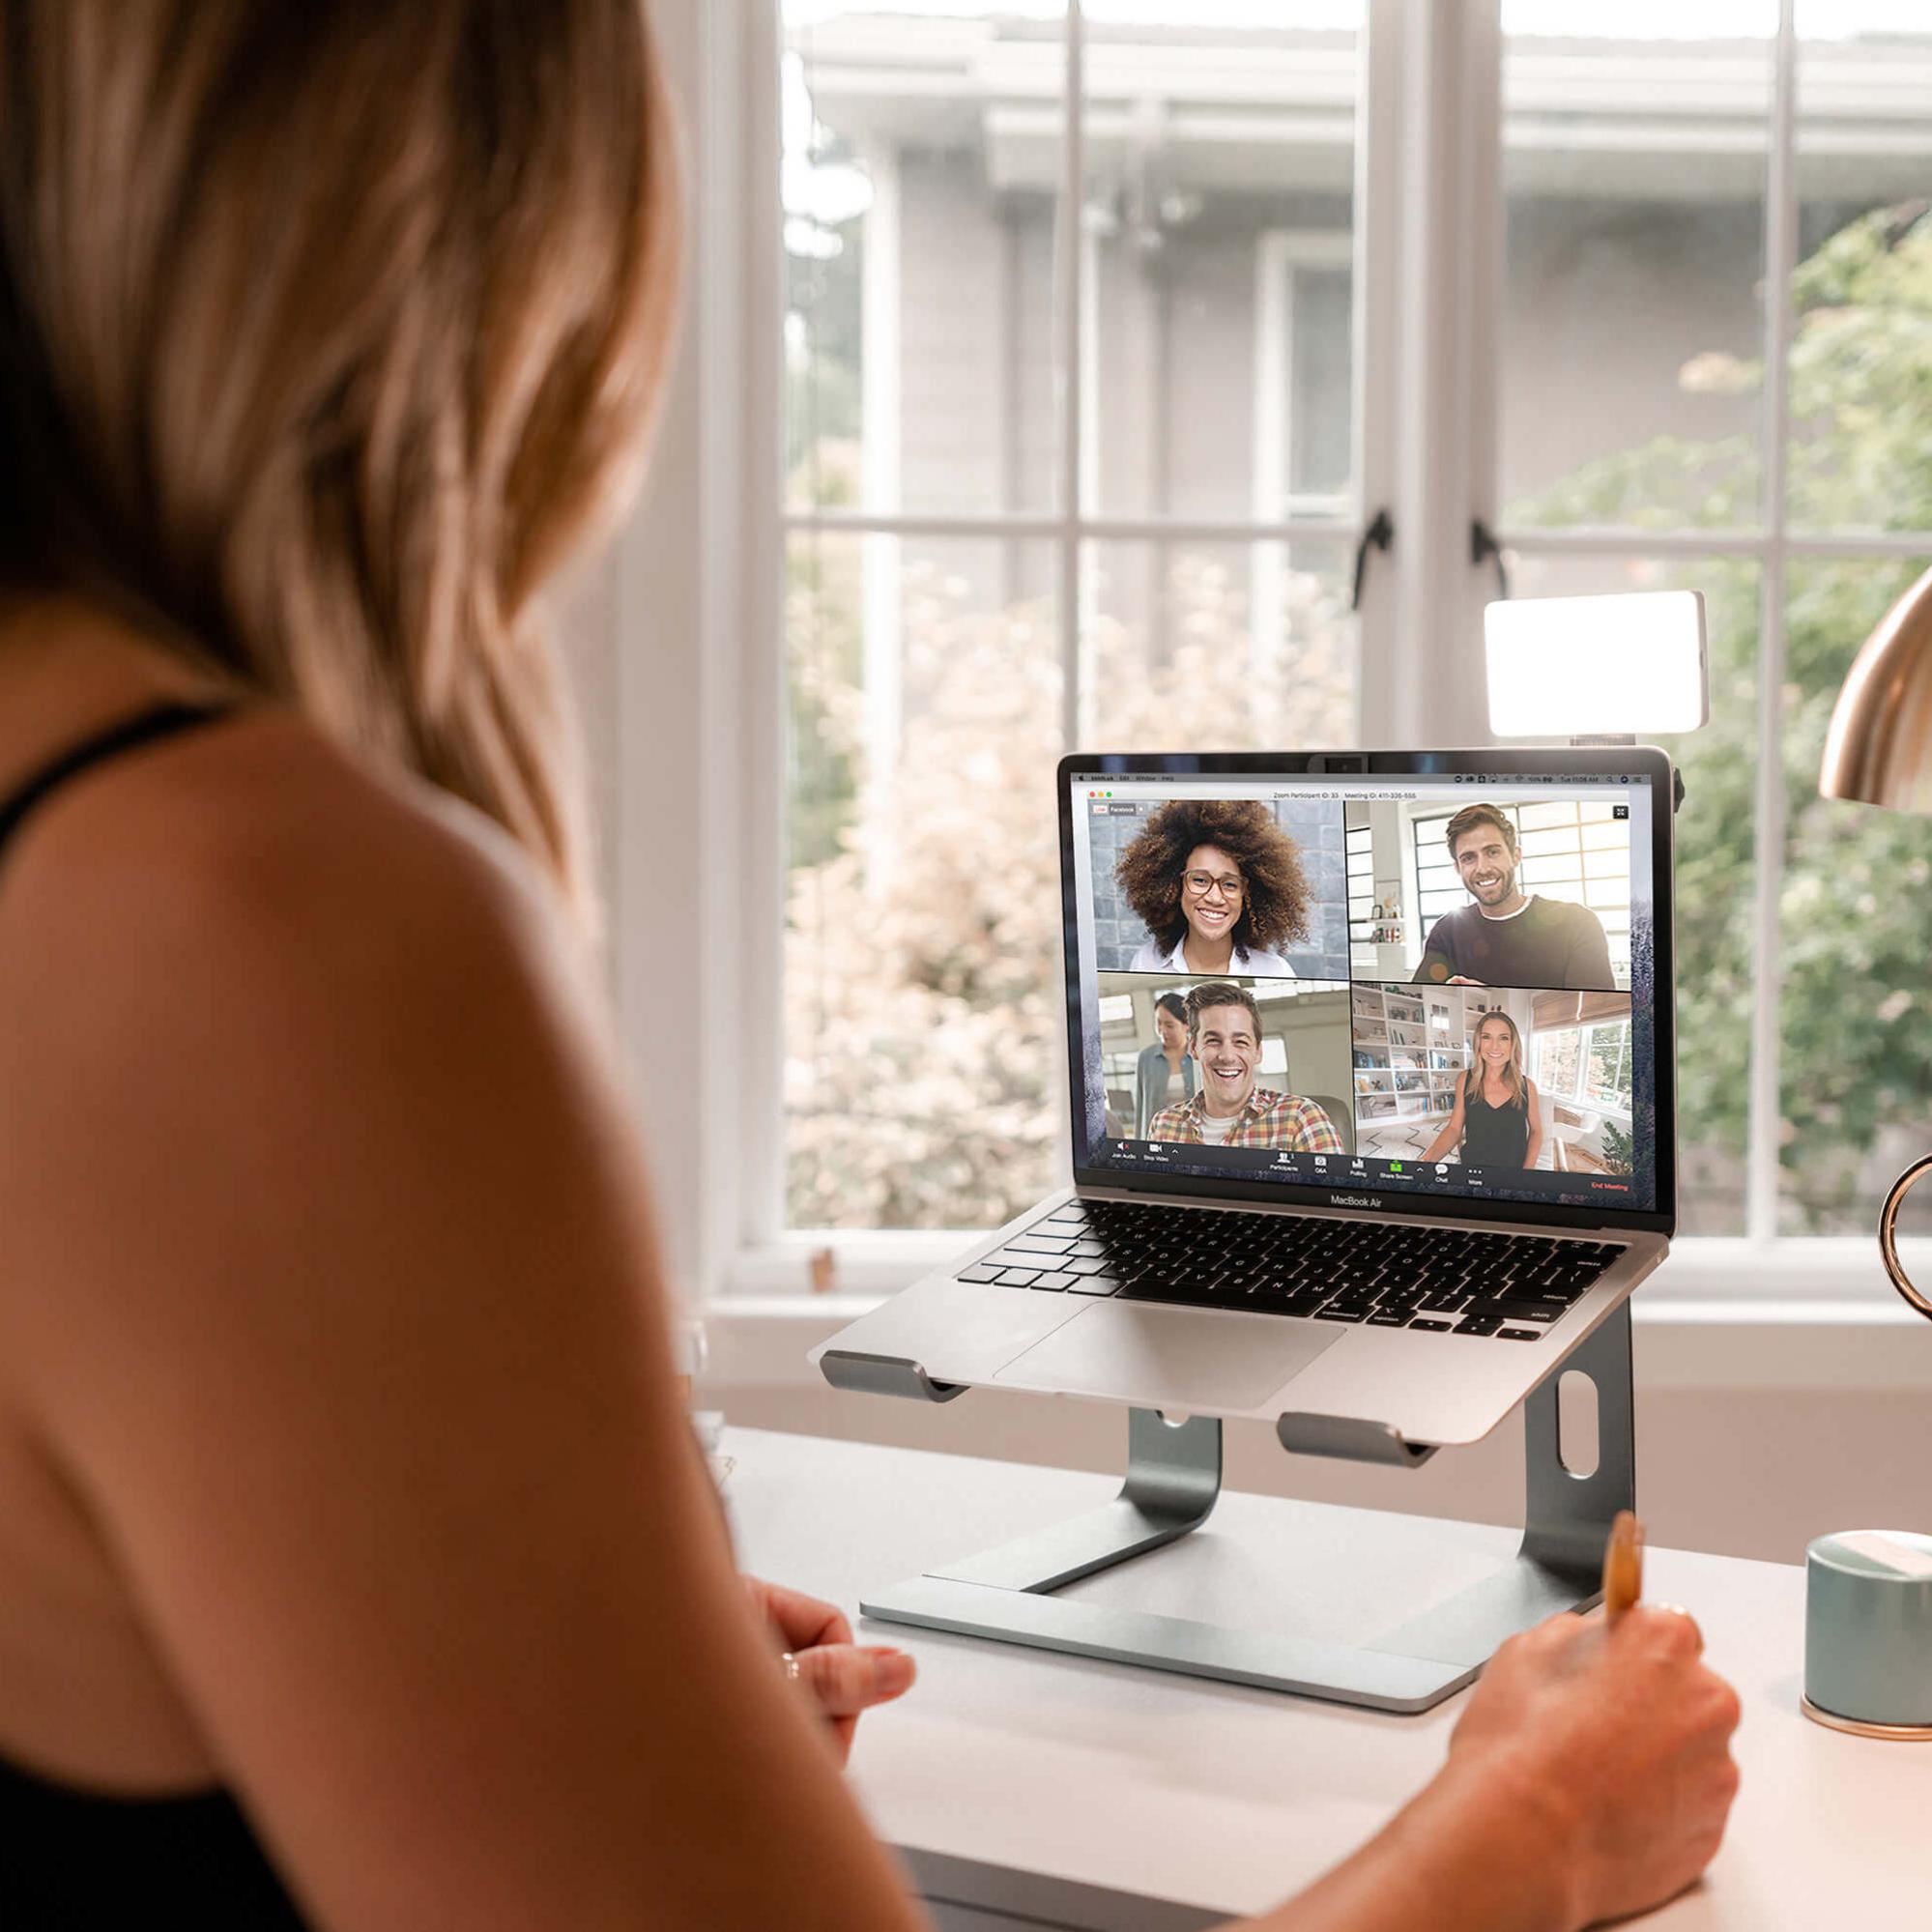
[1807,1529,1932,1581]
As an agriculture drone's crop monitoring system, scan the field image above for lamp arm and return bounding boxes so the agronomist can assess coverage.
[1877,1153,1932,1321]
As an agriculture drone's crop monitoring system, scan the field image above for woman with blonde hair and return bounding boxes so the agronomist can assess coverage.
[1423,1010,1543,1169]
[0,5,1733,1927]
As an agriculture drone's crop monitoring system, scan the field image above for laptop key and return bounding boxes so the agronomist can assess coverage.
[990,1246,1053,1269]
[956,1263,1005,1284]
[1368,1312,1410,1327]
[995,1268,1041,1287]
[1315,1308,1368,1323]
[1030,1272,1077,1292]
[1408,1317,1454,1332]
[1062,1254,1110,1276]
[1068,1276,1119,1296]
[1009,1234,1075,1255]
[1497,1328,1545,1341]
[1276,1294,1330,1318]
[1454,1312,1503,1336]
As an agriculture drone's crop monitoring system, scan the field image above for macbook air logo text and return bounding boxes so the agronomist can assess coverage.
[1329,1193,1382,1209]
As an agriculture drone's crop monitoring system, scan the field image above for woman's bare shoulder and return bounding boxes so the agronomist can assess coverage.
[0,692,927,1929]
[8,694,529,922]
[0,698,575,1041]
[0,700,618,1349]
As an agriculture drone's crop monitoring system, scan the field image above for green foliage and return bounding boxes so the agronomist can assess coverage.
[1517,205,1932,1230]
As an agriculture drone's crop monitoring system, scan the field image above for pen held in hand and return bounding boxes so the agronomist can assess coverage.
[1601,1509,1645,1623]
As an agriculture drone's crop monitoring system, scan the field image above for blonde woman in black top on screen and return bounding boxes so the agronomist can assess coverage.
[1423,1011,1543,1169]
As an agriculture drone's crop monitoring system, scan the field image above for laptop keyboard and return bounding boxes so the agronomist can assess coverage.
[953,1198,1626,1341]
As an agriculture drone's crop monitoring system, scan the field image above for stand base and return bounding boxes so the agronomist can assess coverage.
[860,1304,1633,1714]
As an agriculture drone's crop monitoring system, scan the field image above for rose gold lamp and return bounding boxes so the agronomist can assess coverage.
[1818,562,1932,1318]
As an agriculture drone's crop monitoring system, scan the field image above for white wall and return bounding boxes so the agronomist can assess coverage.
[1278,990,1351,1132]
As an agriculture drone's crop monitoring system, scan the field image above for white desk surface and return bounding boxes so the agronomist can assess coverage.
[728,1426,1932,1930]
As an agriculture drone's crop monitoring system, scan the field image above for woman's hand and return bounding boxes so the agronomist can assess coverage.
[743,1576,916,1765]
[1445,1605,1742,1928]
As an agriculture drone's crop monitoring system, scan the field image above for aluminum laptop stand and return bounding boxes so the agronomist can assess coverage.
[821,1302,1632,1715]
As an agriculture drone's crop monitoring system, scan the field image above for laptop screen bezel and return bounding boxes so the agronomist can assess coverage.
[1057,746,1677,1237]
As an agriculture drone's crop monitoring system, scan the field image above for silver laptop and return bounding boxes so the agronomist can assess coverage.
[815,747,1675,1454]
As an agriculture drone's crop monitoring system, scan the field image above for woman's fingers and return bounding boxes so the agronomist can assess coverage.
[792,1643,916,1718]
[745,1575,853,1652]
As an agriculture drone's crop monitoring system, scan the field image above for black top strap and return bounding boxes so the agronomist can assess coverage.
[0,701,241,862]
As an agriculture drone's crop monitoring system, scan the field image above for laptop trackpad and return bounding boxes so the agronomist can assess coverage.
[993,1302,1343,1412]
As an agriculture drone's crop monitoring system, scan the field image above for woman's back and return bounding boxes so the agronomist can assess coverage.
[0,601,929,1928]
[0,619,245,1797]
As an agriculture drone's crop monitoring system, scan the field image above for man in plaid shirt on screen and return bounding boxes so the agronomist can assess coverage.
[1146,981,1345,1154]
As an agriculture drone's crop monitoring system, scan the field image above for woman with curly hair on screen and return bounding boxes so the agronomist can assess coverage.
[1117,798,1312,977]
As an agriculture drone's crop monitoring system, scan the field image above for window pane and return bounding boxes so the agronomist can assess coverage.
[1499,11,1772,529]
[1585,1022,1633,1110]
[1082,3,1362,520]
[785,533,1063,1227]
[1083,539,1357,750]
[1507,550,1762,1235]
[784,5,1066,516]
[1790,8,1932,533]
[1536,1027,1582,1100]
[1079,541,1354,979]
[1778,551,1932,1235]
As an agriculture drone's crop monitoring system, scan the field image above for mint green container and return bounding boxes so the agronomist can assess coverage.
[1804,1529,1932,1737]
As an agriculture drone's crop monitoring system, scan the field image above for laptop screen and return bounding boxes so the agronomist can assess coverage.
[1062,755,1668,1225]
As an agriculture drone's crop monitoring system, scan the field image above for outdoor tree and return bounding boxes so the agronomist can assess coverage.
[1513,202,1932,1231]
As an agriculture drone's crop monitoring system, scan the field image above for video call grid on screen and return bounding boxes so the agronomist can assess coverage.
[1066,769,1660,1217]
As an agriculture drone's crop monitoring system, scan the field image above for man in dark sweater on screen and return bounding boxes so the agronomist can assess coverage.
[1412,802,1617,991]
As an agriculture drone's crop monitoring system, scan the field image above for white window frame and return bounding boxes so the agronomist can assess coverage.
[1252,227,1357,658]
[610,0,1928,1325]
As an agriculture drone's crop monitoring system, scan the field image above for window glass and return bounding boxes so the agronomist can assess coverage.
[1081,4,1364,520]
[784,4,1067,516]
[1083,540,1356,751]
[1585,1022,1633,1110]
[785,533,1063,1228]
[1791,5,1932,532]
[1498,8,1773,530]
[1778,552,1932,1236]
[1536,1027,1581,1100]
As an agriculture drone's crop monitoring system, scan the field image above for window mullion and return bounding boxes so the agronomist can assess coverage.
[1745,0,1800,1247]
[1384,0,1500,749]
[1057,0,1085,752]
[1351,0,1407,743]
